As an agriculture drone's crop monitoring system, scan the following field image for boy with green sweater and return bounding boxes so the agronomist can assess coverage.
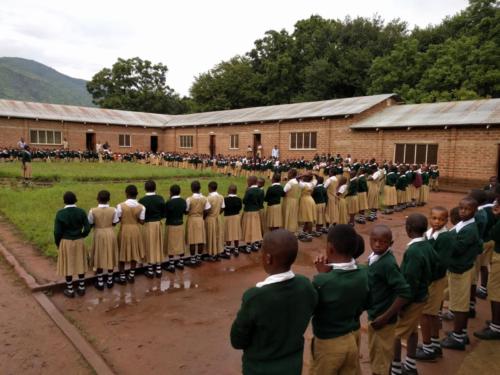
[310,224,370,375]
[230,229,317,375]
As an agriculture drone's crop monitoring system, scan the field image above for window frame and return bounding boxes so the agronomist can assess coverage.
[393,143,438,165]
[29,129,63,146]
[118,134,132,148]
[289,131,317,150]
[229,134,239,150]
[179,135,194,149]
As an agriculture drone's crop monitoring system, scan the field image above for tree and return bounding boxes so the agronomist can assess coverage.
[87,57,187,114]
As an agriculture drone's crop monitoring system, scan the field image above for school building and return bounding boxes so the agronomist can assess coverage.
[0,94,499,186]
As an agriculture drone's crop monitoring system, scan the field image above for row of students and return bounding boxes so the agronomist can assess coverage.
[230,188,500,375]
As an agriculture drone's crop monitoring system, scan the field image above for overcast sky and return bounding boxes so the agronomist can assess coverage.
[0,0,468,96]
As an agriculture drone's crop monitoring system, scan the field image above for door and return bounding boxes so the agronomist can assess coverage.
[209,135,216,157]
[86,133,96,151]
[151,136,158,153]
[253,133,261,159]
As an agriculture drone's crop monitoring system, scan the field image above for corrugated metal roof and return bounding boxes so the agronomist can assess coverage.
[0,99,172,127]
[350,98,500,129]
[165,94,395,127]
[0,94,395,128]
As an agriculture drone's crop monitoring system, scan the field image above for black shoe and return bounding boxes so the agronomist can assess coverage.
[63,288,75,298]
[185,257,197,267]
[415,347,437,362]
[367,216,375,222]
[445,331,470,345]
[175,260,184,270]
[433,346,443,358]
[76,286,86,296]
[155,268,162,278]
[441,335,466,351]
[114,274,127,285]
[201,253,210,261]
[94,280,105,291]
[469,308,476,318]
[251,244,259,252]
[476,289,488,300]
[243,246,252,254]
[166,263,176,273]
[106,278,114,289]
[474,327,500,340]
[311,231,321,237]
[320,227,329,233]
[232,248,239,257]
[127,273,135,284]
[145,269,155,279]
[219,251,230,259]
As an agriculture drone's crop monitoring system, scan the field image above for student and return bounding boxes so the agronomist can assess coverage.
[116,185,145,284]
[205,181,227,261]
[224,184,243,256]
[88,190,119,290]
[324,168,339,227]
[21,145,32,181]
[163,184,189,272]
[416,207,453,361]
[264,173,285,231]
[367,166,382,221]
[441,197,481,350]
[282,169,301,233]
[475,198,500,340]
[257,177,267,241]
[186,180,211,264]
[310,224,370,375]
[230,229,317,375]
[367,225,411,375]
[242,176,264,252]
[392,214,434,375]
[357,169,369,224]
[298,173,317,241]
[383,166,398,214]
[346,170,359,226]
[55,191,91,298]
[395,167,408,212]
[139,180,165,278]
[429,166,440,192]
[476,190,496,299]
[312,176,328,235]
[418,166,430,206]
[337,176,349,225]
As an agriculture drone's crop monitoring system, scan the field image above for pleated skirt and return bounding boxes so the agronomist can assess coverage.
[316,203,326,225]
[326,200,339,225]
[186,216,206,245]
[419,185,430,203]
[358,192,369,211]
[282,197,299,232]
[260,209,267,235]
[118,224,145,262]
[346,195,359,215]
[90,228,118,270]
[383,186,397,206]
[57,238,88,277]
[164,224,186,256]
[205,216,222,255]
[367,181,379,209]
[298,196,316,223]
[266,204,282,228]
[142,221,164,263]
[225,214,242,242]
[338,198,349,224]
[397,190,407,204]
[242,211,262,243]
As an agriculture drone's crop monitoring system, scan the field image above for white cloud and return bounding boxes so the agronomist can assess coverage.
[0,0,469,96]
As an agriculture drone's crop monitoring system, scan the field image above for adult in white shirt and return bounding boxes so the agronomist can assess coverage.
[271,145,280,160]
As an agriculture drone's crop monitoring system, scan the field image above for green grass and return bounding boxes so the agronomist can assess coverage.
[0,161,216,181]
[0,172,248,258]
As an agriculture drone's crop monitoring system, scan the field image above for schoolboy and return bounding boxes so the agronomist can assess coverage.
[230,229,318,375]
[367,225,411,375]
[139,180,165,278]
[312,176,328,234]
[310,225,370,375]
[242,176,264,252]
[186,180,211,264]
[392,214,434,375]
[441,197,481,350]
[476,190,496,299]
[224,184,243,256]
[264,173,285,231]
[163,184,189,272]
[205,181,226,261]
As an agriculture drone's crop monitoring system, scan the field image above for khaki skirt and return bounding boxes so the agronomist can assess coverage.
[242,211,262,243]
[338,198,349,224]
[266,204,282,228]
[367,181,379,209]
[326,199,339,225]
[298,196,316,223]
[383,186,397,206]
[142,221,164,264]
[90,227,118,270]
[164,224,185,256]
[419,185,430,203]
[23,162,32,178]
[397,190,407,204]
[224,214,241,242]
[346,195,359,215]
[282,197,299,233]
[358,192,369,211]
[119,224,145,262]
[316,203,326,225]
[260,208,267,235]
[406,186,413,202]
[57,238,88,277]
[413,186,421,200]
[186,215,206,245]
[205,216,222,255]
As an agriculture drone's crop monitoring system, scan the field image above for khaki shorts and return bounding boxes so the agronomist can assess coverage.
[368,322,395,375]
[423,276,447,316]
[488,252,500,302]
[395,302,426,340]
[310,333,359,375]
[448,268,473,312]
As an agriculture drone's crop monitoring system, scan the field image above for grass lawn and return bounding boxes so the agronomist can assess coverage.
[0,169,249,258]
[0,161,216,181]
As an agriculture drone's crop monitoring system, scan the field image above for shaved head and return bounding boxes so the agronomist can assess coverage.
[262,229,298,268]
[370,225,393,242]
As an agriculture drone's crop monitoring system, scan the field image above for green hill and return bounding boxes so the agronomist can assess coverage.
[0,57,95,107]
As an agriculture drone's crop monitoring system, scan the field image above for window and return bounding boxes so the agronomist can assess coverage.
[29,129,62,145]
[119,134,131,147]
[394,144,438,165]
[229,134,239,149]
[289,132,317,150]
[180,135,193,148]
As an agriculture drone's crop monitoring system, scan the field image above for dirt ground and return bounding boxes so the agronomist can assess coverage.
[0,256,92,375]
[44,191,499,375]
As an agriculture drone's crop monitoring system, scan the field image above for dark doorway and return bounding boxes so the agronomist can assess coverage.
[86,133,96,151]
[253,133,261,158]
[497,145,500,178]
[209,135,216,157]
[151,136,158,153]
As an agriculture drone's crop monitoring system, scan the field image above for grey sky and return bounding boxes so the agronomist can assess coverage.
[0,0,469,96]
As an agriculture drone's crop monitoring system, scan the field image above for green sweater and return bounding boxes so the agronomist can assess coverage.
[264,184,285,206]
[54,206,91,247]
[368,251,411,322]
[164,197,187,226]
[448,222,481,273]
[428,230,454,279]
[243,187,264,212]
[400,240,433,303]
[139,194,165,222]
[230,275,318,375]
[490,217,500,254]
[312,185,328,204]
[312,266,369,339]
[224,196,243,216]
